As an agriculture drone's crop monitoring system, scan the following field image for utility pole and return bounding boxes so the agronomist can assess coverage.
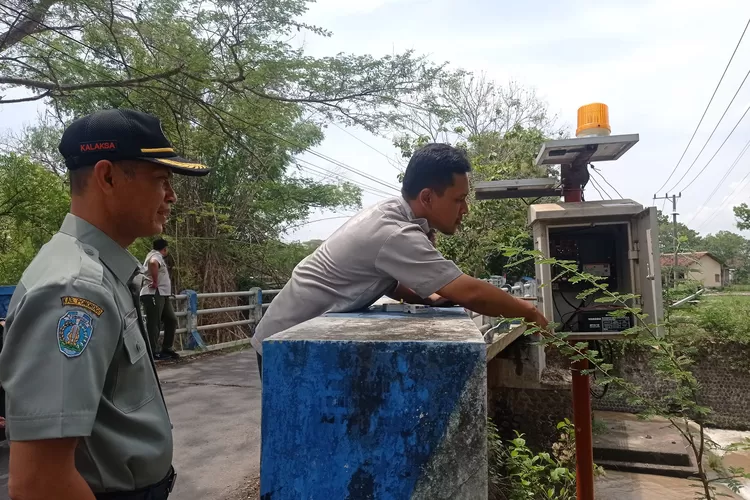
[654,192,682,287]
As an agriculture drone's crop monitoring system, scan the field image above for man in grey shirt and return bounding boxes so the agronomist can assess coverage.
[252,143,547,377]
[141,238,179,359]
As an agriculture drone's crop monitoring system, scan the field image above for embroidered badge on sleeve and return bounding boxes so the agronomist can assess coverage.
[60,296,104,317]
[58,311,94,358]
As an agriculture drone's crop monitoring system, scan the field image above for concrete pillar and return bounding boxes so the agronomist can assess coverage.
[249,287,262,324]
[182,289,206,350]
[260,309,488,500]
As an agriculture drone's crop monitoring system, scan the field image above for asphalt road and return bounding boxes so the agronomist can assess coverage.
[0,348,262,500]
[162,349,262,500]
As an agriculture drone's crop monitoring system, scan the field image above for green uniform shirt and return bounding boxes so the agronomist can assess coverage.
[0,214,173,492]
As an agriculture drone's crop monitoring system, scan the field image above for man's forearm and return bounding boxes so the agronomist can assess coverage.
[438,275,537,321]
[148,260,159,288]
[462,284,536,320]
[10,474,96,500]
[9,440,96,500]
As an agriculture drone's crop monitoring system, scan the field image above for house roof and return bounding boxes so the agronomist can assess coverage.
[660,252,720,267]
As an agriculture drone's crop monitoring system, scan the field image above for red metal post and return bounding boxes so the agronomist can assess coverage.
[562,168,595,500]
[571,357,594,500]
[562,187,582,203]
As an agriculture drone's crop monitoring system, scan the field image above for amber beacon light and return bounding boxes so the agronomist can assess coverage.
[576,103,611,138]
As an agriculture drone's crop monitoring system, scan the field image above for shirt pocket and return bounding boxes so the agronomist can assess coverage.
[112,309,156,413]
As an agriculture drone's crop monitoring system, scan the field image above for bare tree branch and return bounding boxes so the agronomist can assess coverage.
[0,0,59,52]
[0,65,183,94]
[0,90,50,102]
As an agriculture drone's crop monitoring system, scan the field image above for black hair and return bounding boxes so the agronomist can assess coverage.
[68,161,136,195]
[401,143,472,200]
[69,165,94,195]
[153,238,168,251]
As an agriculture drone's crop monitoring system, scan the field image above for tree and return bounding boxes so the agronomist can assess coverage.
[0,0,441,292]
[0,153,69,283]
[702,230,750,284]
[702,231,749,265]
[0,0,438,132]
[390,70,564,146]
[734,203,750,231]
[657,211,704,255]
[391,71,562,278]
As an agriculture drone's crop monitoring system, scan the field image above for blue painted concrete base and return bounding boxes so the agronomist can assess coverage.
[260,312,487,500]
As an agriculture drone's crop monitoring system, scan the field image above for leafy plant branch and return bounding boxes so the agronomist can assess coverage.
[500,246,750,499]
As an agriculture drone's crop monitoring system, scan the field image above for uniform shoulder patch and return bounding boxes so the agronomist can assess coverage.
[61,296,104,317]
[58,311,95,358]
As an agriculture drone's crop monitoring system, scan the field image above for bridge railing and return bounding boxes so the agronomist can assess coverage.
[162,288,281,351]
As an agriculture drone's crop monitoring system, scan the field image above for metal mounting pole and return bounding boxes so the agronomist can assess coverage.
[562,161,595,500]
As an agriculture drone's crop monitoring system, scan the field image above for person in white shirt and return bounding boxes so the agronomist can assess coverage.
[140,238,179,359]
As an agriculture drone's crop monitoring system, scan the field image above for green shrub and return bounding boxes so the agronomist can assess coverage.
[488,419,603,500]
[692,296,750,343]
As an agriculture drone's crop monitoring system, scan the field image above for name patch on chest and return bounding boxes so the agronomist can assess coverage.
[58,311,94,358]
[61,296,104,316]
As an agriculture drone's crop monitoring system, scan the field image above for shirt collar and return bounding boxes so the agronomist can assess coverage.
[397,196,431,234]
[59,213,141,286]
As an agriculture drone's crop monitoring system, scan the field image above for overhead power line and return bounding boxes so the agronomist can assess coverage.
[312,110,404,175]
[686,136,750,226]
[676,102,750,193]
[295,158,394,198]
[696,169,750,231]
[653,17,750,195]
[666,65,750,193]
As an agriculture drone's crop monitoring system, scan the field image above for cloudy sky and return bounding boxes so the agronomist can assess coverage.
[1,0,749,243]
[288,0,750,241]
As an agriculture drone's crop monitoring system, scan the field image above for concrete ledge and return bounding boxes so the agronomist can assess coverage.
[261,309,488,500]
[486,325,527,362]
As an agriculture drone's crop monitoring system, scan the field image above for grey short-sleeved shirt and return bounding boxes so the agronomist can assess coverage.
[251,196,463,355]
[0,214,173,492]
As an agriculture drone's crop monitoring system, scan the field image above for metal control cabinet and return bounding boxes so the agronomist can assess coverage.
[529,199,663,339]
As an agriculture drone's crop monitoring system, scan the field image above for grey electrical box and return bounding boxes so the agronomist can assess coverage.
[529,199,663,340]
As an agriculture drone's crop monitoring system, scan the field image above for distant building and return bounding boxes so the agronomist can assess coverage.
[660,252,727,288]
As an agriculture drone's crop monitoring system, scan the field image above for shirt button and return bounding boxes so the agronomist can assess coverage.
[84,248,94,256]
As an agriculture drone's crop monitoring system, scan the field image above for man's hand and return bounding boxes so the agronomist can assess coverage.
[9,438,96,500]
[387,284,431,306]
[521,302,549,331]
[427,294,455,307]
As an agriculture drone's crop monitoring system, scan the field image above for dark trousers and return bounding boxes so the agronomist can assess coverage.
[141,291,177,354]
[256,352,263,381]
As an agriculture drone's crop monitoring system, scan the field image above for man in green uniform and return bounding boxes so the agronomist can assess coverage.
[0,108,211,499]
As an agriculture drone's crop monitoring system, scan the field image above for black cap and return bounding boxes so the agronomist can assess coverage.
[58,108,210,176]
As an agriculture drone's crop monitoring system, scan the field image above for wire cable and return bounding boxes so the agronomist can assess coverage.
[653,17,750,195]
[666,66,750,193]
[677,102,750,193]
[590,165,624,198]
[695,166,750,231]
[686,136,750,226]
[589,176,610,200]
[295,158,393,198]
[314,111,403,174]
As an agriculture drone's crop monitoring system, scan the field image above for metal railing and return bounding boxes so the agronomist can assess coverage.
[160,288,282,351]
